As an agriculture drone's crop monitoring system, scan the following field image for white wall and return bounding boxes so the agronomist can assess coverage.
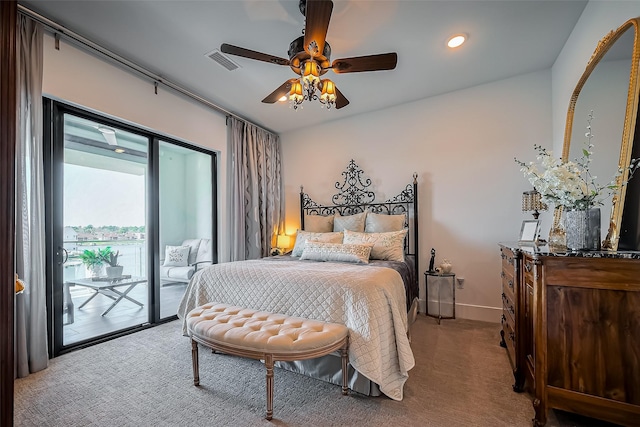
[280,69,552,322]
[42,32,230,260]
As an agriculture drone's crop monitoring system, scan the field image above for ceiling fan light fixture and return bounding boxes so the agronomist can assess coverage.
[447,33,467,49]
[320,79,336,107]
[301,60,320,86]
[289,80,304,109]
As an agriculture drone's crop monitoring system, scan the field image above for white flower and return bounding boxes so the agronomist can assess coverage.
[515,111,638,210]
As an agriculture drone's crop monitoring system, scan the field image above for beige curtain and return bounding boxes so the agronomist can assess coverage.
[228,117,284,260]
[15,15,48,377]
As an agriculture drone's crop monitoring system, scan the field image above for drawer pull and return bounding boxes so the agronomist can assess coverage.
[508,279,514,290]
[509,332,515,342]
[501,292,506,301]
[508,305,515,315]
[500,271,505,279]
[501,314,506,323]
[524,262,532,272]
[501,253,506,260]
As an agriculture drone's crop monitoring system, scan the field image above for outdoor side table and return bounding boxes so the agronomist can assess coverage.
[425,271,456,324]
[65,276,146,316]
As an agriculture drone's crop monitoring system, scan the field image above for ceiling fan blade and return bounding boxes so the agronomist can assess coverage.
[334,86,349,109]
[304,0,333,57]
[331,53,398,74]
[220,43,289,66]
[262,79,298,104]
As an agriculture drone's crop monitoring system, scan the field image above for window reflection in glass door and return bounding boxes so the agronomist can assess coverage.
[158,141,213,319]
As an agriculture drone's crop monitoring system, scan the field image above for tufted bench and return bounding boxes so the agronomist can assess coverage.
[186,302,350,420]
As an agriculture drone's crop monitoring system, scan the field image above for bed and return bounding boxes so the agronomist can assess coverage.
[177,160,419,401]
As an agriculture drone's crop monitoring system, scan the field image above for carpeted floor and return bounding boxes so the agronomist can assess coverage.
[14,316,620,426]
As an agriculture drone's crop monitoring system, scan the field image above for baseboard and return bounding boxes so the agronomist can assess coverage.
[418,299,501,323]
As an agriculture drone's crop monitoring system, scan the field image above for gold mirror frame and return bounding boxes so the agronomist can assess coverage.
[558,17,640,250]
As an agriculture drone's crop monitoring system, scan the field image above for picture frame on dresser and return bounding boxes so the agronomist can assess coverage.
[518,219,539,243]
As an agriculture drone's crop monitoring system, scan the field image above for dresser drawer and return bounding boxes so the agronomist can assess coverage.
[501,247,517,272]
[502,291,516,320]
[501,313,516,366]
[501,268,516,303]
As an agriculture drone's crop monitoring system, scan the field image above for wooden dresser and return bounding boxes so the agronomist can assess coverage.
[498,243,640,426]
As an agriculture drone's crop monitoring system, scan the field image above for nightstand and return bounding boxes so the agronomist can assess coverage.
[424,271,456,324]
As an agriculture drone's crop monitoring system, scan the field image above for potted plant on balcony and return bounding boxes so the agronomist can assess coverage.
[79,249,104,278]
[101,247,123,278]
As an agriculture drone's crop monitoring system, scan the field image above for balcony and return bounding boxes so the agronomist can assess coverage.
[63,239,185,346]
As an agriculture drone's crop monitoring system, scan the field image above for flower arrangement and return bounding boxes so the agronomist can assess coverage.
[515,112,638,210]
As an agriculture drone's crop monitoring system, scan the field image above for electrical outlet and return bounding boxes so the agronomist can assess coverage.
[456,277,465,289]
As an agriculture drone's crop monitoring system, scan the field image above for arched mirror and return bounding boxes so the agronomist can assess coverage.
[561,17,640,250]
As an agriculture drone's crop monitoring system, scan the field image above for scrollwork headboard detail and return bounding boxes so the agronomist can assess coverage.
[299,159,419,274]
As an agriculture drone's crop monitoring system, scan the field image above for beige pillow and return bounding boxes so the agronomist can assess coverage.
[291,230,344,257]
[333,211,367,232]
[365,212,406,232]
[343,229,407,262]
[300,242,373,264]
[304,214,334,233]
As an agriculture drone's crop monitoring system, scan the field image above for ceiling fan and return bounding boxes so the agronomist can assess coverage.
[220,0,398,110]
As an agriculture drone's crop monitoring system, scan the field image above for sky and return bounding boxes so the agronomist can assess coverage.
[64,164,145,227]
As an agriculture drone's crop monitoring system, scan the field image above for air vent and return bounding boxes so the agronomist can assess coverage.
[206,49,240,71]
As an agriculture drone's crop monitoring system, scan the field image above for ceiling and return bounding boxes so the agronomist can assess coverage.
[19,0,587,134]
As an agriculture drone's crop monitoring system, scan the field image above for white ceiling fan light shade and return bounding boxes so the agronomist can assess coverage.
[447,33,467,49]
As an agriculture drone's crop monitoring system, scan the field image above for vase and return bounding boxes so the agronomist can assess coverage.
[86,264,103,278]
[565,208,601,251]
[105,265,124,278]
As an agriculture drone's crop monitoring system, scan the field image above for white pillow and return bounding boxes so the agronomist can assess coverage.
[304,214,335,233]
[300,242,373,264]
[365,212,406,233]
[333,211,367,232]
[343,229,408,262]
[163,245,190,267]
[291,230,344,257]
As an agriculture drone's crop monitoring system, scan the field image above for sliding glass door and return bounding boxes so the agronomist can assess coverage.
[55,112,150,348]
[46,100,217,355]
[158,141,214,319]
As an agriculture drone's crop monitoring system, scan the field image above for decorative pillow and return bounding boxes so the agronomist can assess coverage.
[300,242,373,264]
[333,211,367,232]
[163,245,190,267]
[304,214,335,233]
[365,212,406,233]
[291,230,344,257]
[343,229,408,262]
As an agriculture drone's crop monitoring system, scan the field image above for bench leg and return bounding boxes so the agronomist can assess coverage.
[191,339,200,386]
[265,354,274,421]
[341,339,350,395]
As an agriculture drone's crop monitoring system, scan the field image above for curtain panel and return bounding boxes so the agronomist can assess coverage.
[229,117,284,261]
[15,15,48,377]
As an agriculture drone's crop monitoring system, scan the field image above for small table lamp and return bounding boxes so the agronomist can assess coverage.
[522,190,547,219]
[276,234,291,252]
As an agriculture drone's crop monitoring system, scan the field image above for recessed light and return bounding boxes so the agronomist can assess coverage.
[114,148,125,154]
[447,34,467,49]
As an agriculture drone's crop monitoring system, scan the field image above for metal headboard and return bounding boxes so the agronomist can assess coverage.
[299,159,419,276]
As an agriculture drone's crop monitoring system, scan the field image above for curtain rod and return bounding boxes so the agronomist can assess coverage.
[17,4,278,136]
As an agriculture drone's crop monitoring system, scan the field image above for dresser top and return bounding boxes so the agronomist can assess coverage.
[498,242,640,259]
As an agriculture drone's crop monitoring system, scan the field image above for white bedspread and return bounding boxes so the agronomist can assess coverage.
[177,259,415,401]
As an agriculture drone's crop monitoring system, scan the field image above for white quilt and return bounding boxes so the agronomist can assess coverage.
[177,259,415,401]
